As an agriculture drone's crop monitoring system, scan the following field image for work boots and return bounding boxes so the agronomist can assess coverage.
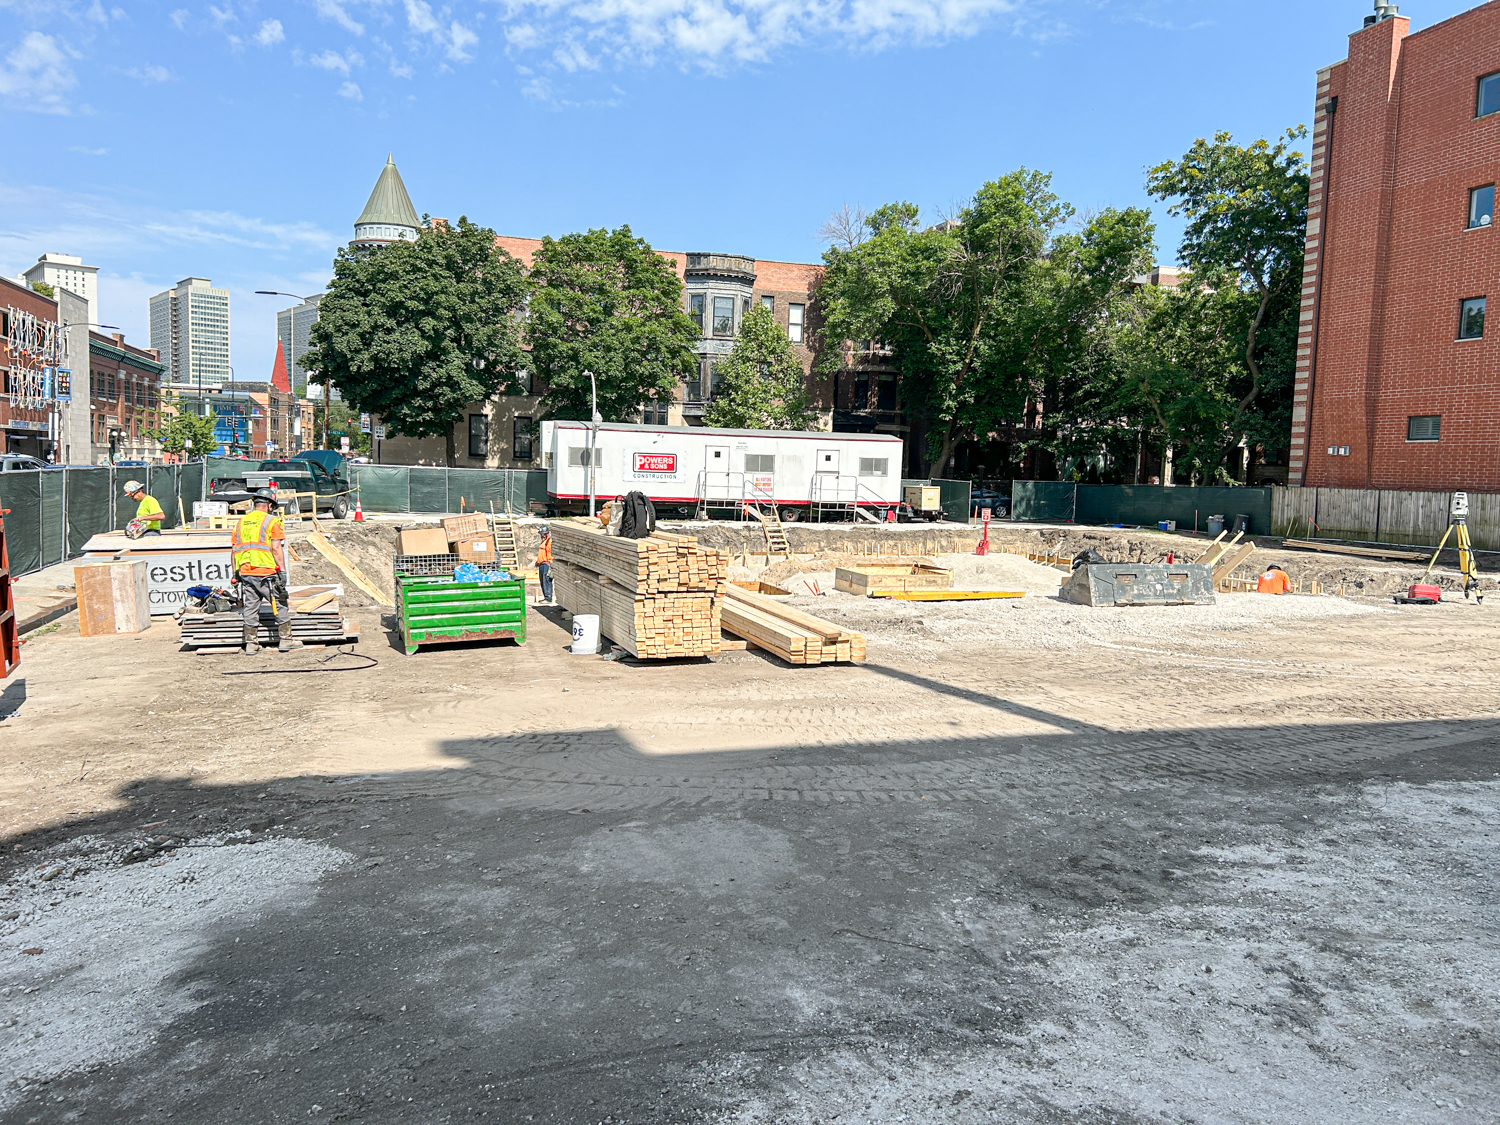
[243,628,261,656]
[279,636,304,653]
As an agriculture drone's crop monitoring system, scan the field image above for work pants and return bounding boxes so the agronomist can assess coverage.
[240,573,291,638]
[537,562,553,602]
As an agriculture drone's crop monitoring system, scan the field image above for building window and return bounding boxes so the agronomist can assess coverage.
[710,361,724,396]
[688,294,705,334]
[858,457,888,477]
[1470,185,1494,228]
[713,296,735,337]
[641,402,669,425]
[761,295,774,313]
[788,303,804,344]
[1407,415,1441,442]
[468,413,486,458]
[513,416,533,460]
[744,453,776,473]
[1459,296,1486,339]
[1479,71,1500,118]
[877,374,898,411]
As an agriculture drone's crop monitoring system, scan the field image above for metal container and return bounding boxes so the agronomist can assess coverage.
[395,571,527,656]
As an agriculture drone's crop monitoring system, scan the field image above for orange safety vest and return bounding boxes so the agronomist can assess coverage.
[232,509,282,573]
[536,536,553,564]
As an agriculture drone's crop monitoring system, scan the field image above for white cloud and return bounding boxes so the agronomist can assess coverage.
[169,9,189,29]
[208,3,235,26]
[0,32,77,115]
[124,63,174,83]
[389,58,413,77]
[253,18,285,46]
[496,0,1026,68]
[337,80,362,99]
[405,0,478,62]
[304,48,363,74]
[70,145,108,155]
[314,0,365,35]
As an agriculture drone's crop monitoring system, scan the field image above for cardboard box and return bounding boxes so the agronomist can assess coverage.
[74,560,151,635]
[454,537,496,563]
[904,486,941,511]
[397,527,450,556]
[441,514,488,542]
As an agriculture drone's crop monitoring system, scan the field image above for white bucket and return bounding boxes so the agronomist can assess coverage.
[570,613,601,655]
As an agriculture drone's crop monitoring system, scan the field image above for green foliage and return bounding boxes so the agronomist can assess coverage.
[817,170,1152,475]
[703,305,813,430]
[323,401,372,454]
[1146,129,1309,427]
[150,399,219,457]
[29,280,53,298]
[525,226,700,422]
[300,217,529,465]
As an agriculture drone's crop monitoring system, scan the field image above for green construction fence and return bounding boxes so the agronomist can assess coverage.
[1009,481,1274,534]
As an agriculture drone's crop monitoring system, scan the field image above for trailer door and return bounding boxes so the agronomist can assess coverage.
[813,448,842,502]
[703,444,733,500]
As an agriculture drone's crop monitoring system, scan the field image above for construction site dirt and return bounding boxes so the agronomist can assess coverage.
[1,524,1496,1125]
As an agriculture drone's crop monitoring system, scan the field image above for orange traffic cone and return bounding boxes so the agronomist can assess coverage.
[354,497,364,522]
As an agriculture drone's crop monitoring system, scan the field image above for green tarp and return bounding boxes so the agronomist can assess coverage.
[1011,481,1077,522]
[349,466,549,514]
[40,470,64,566]
[351,466,410,512]
[1008,481,1273,534]
[66,468,112,555]
[0,472,43,576]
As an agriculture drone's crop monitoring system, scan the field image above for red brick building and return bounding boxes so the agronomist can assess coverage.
[1294,2,1500,490]
[0,275,61,458]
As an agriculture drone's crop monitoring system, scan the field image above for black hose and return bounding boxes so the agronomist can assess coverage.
[221,646,379,676]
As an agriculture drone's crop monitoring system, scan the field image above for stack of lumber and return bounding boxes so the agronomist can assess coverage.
[178,584,359,652]
[720,585,865,665]
[550,521,728,659]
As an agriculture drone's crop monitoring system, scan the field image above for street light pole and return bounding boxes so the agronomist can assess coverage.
[253,289,325,447]
[587,370,601,518]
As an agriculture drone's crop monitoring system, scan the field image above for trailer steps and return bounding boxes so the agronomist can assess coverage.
[747,504,791,559]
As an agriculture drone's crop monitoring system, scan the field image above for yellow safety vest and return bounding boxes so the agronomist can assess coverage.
[232,510,281,573]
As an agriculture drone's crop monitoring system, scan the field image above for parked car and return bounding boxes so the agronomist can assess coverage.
[970,488,1010,519]
[210,456,350,518]
[1,454,49,472]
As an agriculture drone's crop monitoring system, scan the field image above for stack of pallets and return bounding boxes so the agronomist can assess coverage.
[549,522,727,659]
[178,584,360,653]
[720,584,865,665]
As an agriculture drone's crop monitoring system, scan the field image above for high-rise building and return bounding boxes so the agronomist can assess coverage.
[351,155,421,250]
[23,253,98,329]
[149,277,231,391]
[276,294,323,396]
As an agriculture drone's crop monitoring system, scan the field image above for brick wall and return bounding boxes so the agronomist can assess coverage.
[1298,4,1500,491]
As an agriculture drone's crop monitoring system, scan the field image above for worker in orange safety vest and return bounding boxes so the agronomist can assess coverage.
[535,524,554,605]
[232,489,303,655]
[1256,564,1293,595]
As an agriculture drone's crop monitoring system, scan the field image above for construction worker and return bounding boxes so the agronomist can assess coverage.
[535,524,554,605]
[1256,564,1293,595]
[123,480,164,535]
[231,488,303,655]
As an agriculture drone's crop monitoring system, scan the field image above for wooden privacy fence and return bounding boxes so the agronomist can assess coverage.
[1271,486,1500,551]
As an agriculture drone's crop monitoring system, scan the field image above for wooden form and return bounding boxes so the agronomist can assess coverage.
[550,521,727,594]
[305,532,393,606]
[1196,530,1243,567]
[74,560,151,636]
[1212,542,1257,589]
[552,561,720,659]
[720,584,865,665]
[834,562,953,596]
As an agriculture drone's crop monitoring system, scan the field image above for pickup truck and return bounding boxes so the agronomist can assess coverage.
[210,453,351,518]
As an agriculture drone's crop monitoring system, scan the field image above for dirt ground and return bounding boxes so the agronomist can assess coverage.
[0,525,1497,1124]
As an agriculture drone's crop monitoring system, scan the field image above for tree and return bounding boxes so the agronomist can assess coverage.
[703,304,814,430]
[1145,128,1309,474]
[29,280,53,298]
[322,400,371,455]
[150,398,219,458]
[300,217,530,465]
[525,226,699,422]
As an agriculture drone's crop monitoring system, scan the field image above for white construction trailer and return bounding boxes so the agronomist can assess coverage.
[540,421,905,521]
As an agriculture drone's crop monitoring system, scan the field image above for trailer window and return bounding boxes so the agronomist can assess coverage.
[858,457,888,477]
[744,454,775,473]
[568,446,594,467]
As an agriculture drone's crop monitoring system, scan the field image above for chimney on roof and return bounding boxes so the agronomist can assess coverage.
[1364,2,1399,26]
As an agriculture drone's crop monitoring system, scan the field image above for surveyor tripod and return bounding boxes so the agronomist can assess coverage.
[1422,492,1483,603]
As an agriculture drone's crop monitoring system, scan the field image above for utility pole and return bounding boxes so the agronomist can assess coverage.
[587,370,601,518]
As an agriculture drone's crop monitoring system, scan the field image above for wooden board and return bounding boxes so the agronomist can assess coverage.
[1280,538,1429,562]
[834,563,954,596]
[552,561,720,659]
[1212,542,1258,585]
[719,586,864,665]
[74,560,150,636]
[551,521,727,595]
[305,532,393,606]
[869,590,1024,601]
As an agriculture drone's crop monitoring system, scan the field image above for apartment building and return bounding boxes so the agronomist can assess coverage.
[149,277,231,391]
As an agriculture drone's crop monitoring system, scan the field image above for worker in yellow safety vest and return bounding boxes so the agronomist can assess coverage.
[232,489,303,655]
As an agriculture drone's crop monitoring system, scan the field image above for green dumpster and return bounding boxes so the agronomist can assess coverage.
[395,571,527,656]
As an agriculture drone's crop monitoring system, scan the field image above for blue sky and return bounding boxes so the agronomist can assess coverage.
[0,0,1435,384]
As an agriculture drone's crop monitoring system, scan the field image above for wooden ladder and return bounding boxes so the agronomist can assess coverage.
[491,516,522,570]
[750,504,791,559]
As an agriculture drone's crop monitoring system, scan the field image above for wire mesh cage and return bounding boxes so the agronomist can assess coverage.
[394,553,461,576]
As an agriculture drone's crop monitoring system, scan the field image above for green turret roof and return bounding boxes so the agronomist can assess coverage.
[355,155,420,228]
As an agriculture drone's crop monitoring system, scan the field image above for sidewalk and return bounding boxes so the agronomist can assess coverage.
[10,559,81,634]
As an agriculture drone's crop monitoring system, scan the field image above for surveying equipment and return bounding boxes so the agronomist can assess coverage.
[1395,492,1482,604]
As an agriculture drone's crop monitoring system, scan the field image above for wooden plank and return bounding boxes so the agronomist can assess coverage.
[290,589,339,614]
[1212,542,1257,585]
[869,590,1025,601]
[1191,531,1226,564]
[722,584,845,641]
[1280,538,1428,562]
[305,532,393,606]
